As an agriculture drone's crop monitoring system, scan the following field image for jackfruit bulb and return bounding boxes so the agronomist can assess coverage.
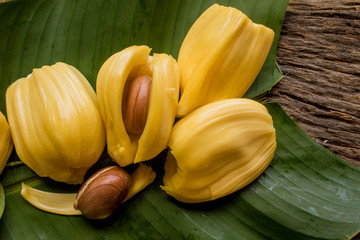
[6,62,105,184]
[96,45,179,167]
[177,4,275,117]
[0,111,13,175]
[162,99,276,203]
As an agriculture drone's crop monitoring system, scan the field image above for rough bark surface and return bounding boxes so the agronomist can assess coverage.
[270,0,360,168]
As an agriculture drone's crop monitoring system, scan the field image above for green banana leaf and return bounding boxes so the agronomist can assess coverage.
[0,0,359,239]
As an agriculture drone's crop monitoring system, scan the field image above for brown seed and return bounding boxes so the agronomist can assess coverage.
[74,166,131,219]
[122,75,152,135]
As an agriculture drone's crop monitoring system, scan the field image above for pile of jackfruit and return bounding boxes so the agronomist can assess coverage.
[1,4,276,210]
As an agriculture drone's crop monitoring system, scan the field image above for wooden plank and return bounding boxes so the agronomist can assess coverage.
[270,0,360,169]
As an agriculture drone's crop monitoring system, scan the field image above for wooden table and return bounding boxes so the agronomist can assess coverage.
[270,0,359,167]
[270,1,359,238]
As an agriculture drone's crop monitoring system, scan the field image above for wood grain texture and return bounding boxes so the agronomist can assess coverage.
[270,0,360,169]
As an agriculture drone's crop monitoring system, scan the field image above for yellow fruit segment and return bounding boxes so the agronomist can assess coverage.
[96,45,179,166]
[6,62,105,184]
[0,111,13,175]
[124,163,156,202]
[162,98,276,203]
[177,4,275,117]
[135,53,180,163]
[21,182,81,215]
[21,164,156,216]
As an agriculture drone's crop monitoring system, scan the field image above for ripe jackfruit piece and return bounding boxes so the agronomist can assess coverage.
[177,4,275,117]
[6,62,105,184]
[96,45,180,167]
[162,98,276,203]
[21,182,82,216]
[123,163,156,202]
[0,111,13,175]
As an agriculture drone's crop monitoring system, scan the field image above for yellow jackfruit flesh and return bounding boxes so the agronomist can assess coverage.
[162,98,276,203]
[21,182,82,215]
[0,111,13,175]
[123,163,156,202]
[177,4,275,117]
[96,45,180,167]
[6,62,105,184]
